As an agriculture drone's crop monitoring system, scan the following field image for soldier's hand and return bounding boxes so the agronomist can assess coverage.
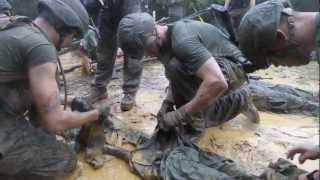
[157,99,175,120]
[287,145,320,164]
[97,104,111,124]
[158,107,189,131]
[71,97,93,112]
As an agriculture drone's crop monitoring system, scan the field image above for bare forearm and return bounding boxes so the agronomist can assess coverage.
[43,109,99,133]
[184,80,227,114]
[184,58,228,114]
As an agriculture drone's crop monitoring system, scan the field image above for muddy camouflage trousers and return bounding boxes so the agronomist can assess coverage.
[165,57,250,132]
[0,114,77,180]
[126,131,258,180]
[92,0,143,95]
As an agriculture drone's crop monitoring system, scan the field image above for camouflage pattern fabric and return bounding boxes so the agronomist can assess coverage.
[128,130,259,180]
[260,158,308,180]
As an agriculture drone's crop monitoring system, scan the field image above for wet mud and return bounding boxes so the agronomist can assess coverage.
[61,53,319,179]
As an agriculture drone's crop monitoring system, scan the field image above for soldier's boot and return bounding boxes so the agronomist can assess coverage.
[241,93,260,123]
[88,86,108,103]
[121,93,136,112]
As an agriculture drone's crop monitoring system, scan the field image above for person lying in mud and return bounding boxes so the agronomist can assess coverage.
[118,12,260,137]
[0,0,109,179]
[238,0,320,72]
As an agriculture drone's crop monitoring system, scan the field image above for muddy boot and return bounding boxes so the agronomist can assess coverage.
[88,86,108,103]
[242,95,261,124]
[84,121,106,169]
[121,93,136,111]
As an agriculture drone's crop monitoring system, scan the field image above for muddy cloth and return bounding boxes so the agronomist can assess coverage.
[127,130,258,180]
[158,20,248,132]
[92,0,143,95]
[260,158,308,180]
[248,80,319,117]
[0,113,77,180]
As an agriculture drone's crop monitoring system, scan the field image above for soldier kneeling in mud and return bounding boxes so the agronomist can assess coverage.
[118,12,260,139]
[0,0,109,179]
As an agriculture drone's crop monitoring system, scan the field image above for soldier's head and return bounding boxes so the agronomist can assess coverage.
[118,12,168,57]
[0,0,13,16]
[36,0,89,49]
[239,0,317,69]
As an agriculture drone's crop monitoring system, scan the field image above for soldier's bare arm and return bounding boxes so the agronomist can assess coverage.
[29,62,99,133]
[184,58,228,114]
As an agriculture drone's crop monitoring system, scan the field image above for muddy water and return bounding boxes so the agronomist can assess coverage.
[61,53,319,179]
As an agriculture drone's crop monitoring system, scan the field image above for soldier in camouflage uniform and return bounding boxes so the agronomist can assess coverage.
[118,13,260,136]
[90,0,143,112]
[238,0,320,71]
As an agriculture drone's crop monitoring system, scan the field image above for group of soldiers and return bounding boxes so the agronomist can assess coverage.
[0,0,319,179]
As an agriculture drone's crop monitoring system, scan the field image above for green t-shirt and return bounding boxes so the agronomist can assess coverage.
[161,19,243,74]
[159,20,244,106]
[0,24,57,116]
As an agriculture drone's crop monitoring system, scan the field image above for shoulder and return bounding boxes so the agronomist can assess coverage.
[2,25,53,50]
[12,25,57,67]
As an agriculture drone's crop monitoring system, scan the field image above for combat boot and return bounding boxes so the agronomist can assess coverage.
[121,93,136,111]
[88,86,108,103]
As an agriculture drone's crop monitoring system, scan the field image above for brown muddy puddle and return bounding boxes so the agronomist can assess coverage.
[61,53,319,179]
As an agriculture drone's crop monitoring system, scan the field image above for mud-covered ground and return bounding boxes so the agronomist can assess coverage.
[61,52,319,179]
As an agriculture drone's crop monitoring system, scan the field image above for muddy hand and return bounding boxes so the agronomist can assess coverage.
[157,99,175,120]
[158,107,189,131]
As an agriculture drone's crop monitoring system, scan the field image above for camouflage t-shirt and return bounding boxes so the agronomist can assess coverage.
[0,24,57,116]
